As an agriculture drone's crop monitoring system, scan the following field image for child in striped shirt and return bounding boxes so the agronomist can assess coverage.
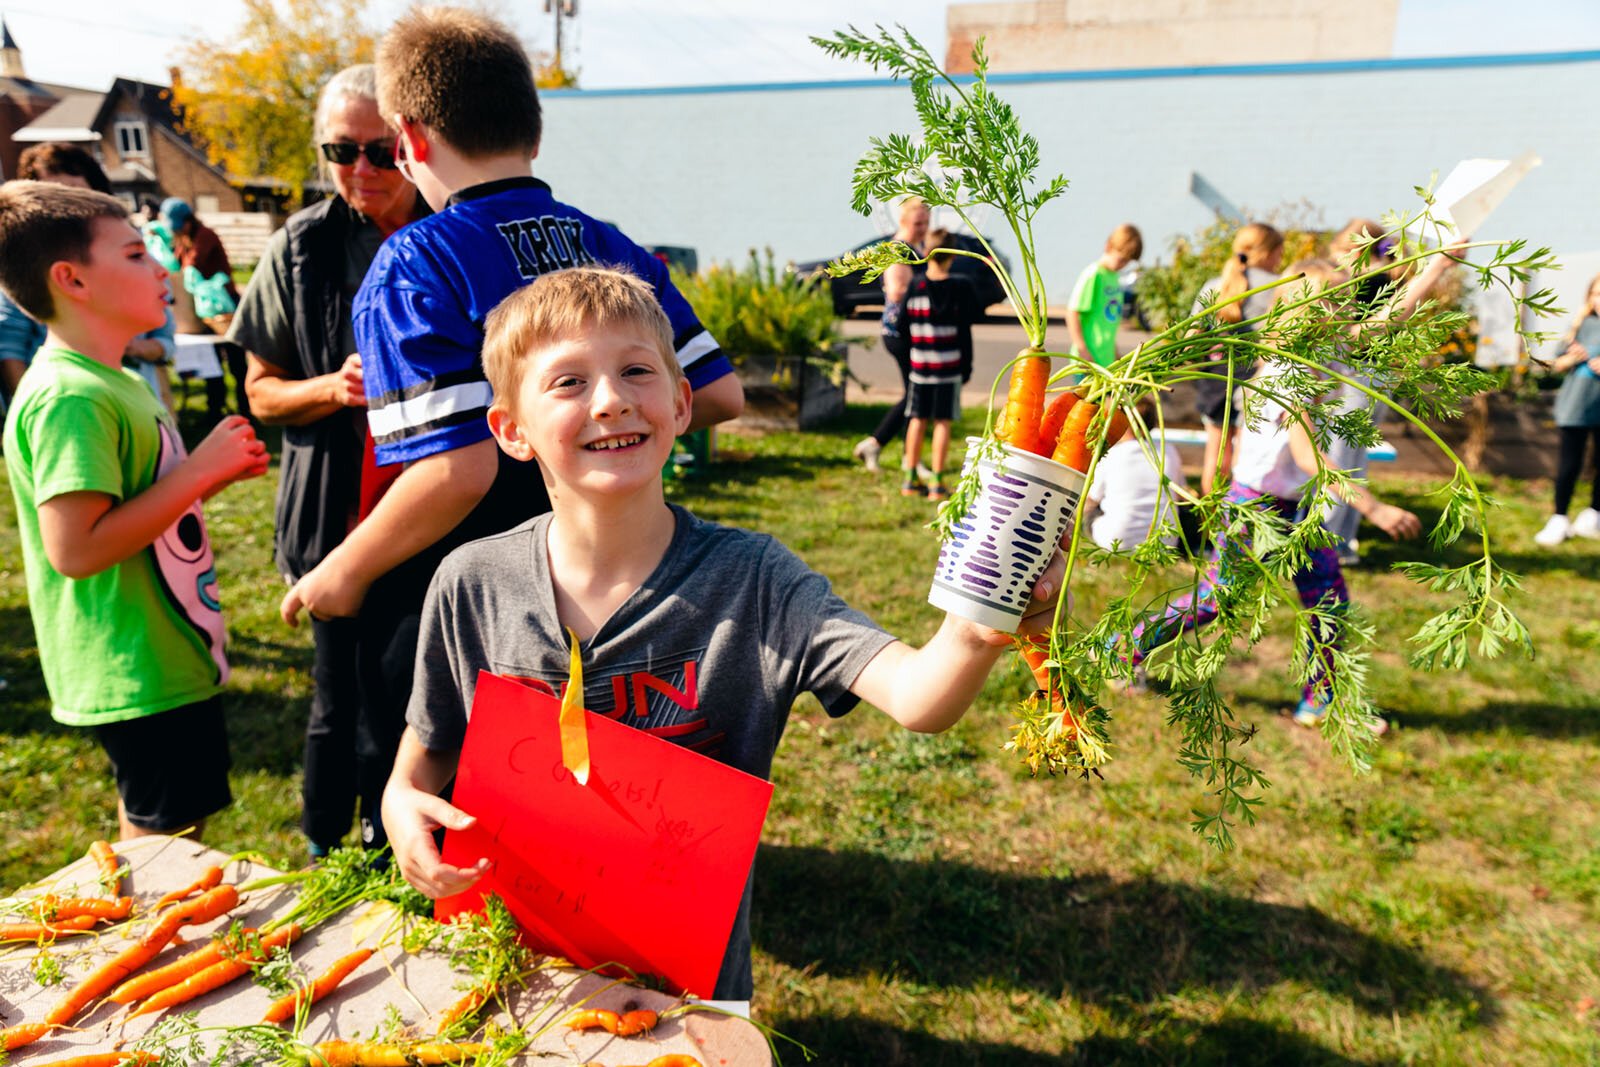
[898,230,979,501]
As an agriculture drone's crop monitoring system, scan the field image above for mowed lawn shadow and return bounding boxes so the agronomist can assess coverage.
[1372,486,1600,581]
[754,844,1492,1023]
[1392,699,1600,739]
[775,1013,1385,1067]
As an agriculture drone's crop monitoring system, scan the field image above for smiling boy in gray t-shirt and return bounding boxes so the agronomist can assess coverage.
[383,267,1067,1004]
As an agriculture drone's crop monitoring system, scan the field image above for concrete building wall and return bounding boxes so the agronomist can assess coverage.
[945,0,1401,72]
[535,52,1599,349]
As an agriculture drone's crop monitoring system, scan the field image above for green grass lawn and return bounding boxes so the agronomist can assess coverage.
[3,404,1598,1065]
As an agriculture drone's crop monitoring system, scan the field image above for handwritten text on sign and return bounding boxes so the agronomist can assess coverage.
[438,671,774,998]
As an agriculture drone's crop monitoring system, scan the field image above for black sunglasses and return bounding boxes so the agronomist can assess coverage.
[319,140,398,169]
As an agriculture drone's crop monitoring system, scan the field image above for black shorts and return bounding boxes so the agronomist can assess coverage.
[906,379,960,422]
[92,696,232,830]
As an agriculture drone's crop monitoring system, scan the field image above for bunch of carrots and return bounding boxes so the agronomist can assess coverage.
[994,350,1130,744]
[0,841,131,946]
[0,845,490,1066]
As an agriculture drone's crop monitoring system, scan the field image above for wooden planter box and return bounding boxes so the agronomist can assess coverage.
[727,347,847,431]
[1413,390,1558,479]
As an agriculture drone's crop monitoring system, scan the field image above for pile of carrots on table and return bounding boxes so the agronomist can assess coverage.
[0,843,484,1066]
[993,350,1131,742]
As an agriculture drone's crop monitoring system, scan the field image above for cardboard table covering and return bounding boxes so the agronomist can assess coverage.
[0,837,771,1065]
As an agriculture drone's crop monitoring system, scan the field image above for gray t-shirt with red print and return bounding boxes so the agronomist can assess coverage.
[408,503,895,999]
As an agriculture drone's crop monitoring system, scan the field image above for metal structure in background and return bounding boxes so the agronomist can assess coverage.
[545,0,578,72]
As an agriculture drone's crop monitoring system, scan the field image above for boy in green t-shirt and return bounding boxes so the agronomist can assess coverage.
[0,182,269,840]
[1066,223,1142,369]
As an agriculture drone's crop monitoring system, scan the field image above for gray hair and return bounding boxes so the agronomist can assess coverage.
[312,64,379,144]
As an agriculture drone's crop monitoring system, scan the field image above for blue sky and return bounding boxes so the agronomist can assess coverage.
[2,0,1598,91]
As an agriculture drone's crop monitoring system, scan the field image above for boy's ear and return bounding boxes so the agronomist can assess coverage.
[47,258,90,305]
[672,374,693,435]
[395,115,429,164]
[487,403,536,463]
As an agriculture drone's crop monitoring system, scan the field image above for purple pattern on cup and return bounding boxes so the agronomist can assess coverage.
[929,439,1086,632]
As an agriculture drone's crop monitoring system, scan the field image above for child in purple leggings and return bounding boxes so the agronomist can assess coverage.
[1122,262,1422,726]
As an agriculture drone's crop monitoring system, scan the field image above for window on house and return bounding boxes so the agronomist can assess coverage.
[114,120,148,159]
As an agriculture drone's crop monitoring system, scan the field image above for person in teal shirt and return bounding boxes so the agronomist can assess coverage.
[1066,223,1142,369]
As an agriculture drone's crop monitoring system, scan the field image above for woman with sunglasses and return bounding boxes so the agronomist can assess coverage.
[228,63,429,862]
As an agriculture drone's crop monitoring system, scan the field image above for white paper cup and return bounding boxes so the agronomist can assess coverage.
[928,438,1086,632]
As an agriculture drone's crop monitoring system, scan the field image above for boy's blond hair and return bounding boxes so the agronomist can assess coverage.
[0,180,129,321]
[484,268,681,406]
[377,6,541,159]
[1106,223,1143,260]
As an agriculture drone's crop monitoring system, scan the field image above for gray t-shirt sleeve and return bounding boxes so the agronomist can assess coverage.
[409,561,475,751]
[750,535,895,718]
[227,227,299,373]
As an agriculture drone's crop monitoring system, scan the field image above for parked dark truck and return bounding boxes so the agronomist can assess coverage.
[790,231,1012,317]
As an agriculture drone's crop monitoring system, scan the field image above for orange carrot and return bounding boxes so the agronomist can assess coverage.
[26,1055,155,1067]
[1053,399,1132,473]
[436,982,494,1034]
[153,866,224,912]
[88,841,122,896]
[32,896,133,923]
[996,350,1050,453]
[262,946,374,1025]
[2,1021,54,1051]
[1051,398,1098,472]
[566,1007,621,1033]
[613,1008,659,1036]
[1103,407,1131,448]
[1033,390,1080,457]
[1020,639,1079,739]
[0,915,98,941]
[44,884,241,1026]
[640,1057,704,1067]
[108,926,254,1004]
[165,883,239,926]
[127,922,301,1019]
[303,1040,490,1066]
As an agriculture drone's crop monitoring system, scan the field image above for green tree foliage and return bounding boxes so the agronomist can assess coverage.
[171,0,376,204]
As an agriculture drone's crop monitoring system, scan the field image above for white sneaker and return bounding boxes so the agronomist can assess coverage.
[852,436,882,473]
[1534,513,1571,547]
[1572,508,1600,539]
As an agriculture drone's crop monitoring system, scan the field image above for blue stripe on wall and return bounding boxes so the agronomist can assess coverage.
[545,49,1600,99]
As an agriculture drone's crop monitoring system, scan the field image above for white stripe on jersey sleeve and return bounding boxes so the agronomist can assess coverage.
[366,380,495,440]
[676,329,719,368]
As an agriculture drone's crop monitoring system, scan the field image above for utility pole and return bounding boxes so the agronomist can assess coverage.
[545,0,576,69]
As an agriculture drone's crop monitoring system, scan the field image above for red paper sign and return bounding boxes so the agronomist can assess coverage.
[438,671,774,997]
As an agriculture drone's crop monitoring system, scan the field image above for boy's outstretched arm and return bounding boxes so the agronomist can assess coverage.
[383,727,492,899]
[851,555,1068,733]
[37,415,267,579]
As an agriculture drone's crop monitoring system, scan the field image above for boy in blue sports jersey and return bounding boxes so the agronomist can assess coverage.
[279,5,744,849]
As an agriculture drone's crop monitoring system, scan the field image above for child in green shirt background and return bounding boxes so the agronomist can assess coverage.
[1066,223,1143,369]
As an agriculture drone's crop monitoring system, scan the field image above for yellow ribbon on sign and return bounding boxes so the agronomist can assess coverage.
[558,626,591,785]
